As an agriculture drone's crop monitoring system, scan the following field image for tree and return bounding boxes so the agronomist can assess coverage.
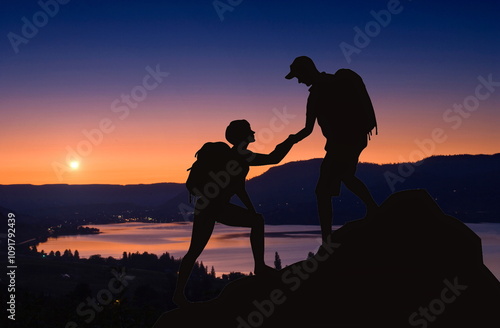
[88,254,105,264]
[63,249,73,258]
[210,266,216,278]
[274,252,282,270]
[74,250,80,260]
[199,261,207,274]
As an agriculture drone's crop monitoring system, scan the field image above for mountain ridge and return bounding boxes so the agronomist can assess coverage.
[1,153,499,224]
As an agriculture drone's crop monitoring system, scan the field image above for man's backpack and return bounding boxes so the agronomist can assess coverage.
[333,69,378,139]
[186,142,232,203]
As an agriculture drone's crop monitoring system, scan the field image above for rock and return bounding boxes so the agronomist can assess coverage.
[153,190,500,327]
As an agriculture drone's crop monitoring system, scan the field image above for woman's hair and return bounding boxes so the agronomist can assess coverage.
[225,119,251,146]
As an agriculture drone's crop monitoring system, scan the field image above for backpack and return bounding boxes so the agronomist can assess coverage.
[333,69,378,139]
[186,142,233,203]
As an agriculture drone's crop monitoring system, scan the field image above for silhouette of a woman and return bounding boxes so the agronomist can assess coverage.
[173,120,296,306]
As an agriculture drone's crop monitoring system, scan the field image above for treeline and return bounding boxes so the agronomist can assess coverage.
[49,225,100,236]
[15,246,300,327]
[13,247,250,327]
[29,245,248,282]
[30,245,81,259]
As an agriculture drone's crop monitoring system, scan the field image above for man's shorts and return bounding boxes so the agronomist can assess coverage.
[315,135,367,197]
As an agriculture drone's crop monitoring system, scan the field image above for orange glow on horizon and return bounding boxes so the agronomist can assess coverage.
[2,96,498,185]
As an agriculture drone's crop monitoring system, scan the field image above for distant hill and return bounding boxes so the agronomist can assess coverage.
[1,154,499,225]
[0,183,184,221]
[242,153,500,224]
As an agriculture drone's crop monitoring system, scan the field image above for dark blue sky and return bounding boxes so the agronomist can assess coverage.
[2,0,498,95]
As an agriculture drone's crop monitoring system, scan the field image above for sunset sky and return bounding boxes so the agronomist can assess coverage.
[1,0,499,185]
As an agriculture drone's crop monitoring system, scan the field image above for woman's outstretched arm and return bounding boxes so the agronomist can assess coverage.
[246,135,297,166]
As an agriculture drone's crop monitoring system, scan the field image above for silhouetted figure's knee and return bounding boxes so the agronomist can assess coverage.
[341,174,358,187]
[182,250,198,264]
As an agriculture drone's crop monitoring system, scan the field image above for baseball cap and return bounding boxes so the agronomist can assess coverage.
[285,56,315,79]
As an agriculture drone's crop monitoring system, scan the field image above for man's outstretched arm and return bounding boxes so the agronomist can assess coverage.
[247,105,316,166]
[291,105,315,143]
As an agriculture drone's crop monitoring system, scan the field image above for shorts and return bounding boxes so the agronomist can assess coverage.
[315,135,367,197]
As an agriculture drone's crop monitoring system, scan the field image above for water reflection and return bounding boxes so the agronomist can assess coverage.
[40,222,323,275]
[39,222,500,279]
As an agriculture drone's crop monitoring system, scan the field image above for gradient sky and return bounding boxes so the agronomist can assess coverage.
[1,0,499,185]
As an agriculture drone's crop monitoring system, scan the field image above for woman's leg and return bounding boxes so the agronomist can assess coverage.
[216,204,268,274]
[173,212,215,306]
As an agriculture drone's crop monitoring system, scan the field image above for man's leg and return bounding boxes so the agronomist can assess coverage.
[342,141,378,214]
[316,153,338,244]
[343,175,378,211]
[317,193,333,243]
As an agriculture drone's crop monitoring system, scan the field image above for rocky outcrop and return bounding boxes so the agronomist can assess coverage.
[153,190,500,327]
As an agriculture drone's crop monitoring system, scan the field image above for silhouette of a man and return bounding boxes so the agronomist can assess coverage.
[286,56,378,243]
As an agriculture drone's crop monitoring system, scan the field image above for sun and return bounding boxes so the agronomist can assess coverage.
[69,161,80,170]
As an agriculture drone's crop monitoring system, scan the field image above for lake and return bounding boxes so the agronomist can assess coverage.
[39,222,500,280]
